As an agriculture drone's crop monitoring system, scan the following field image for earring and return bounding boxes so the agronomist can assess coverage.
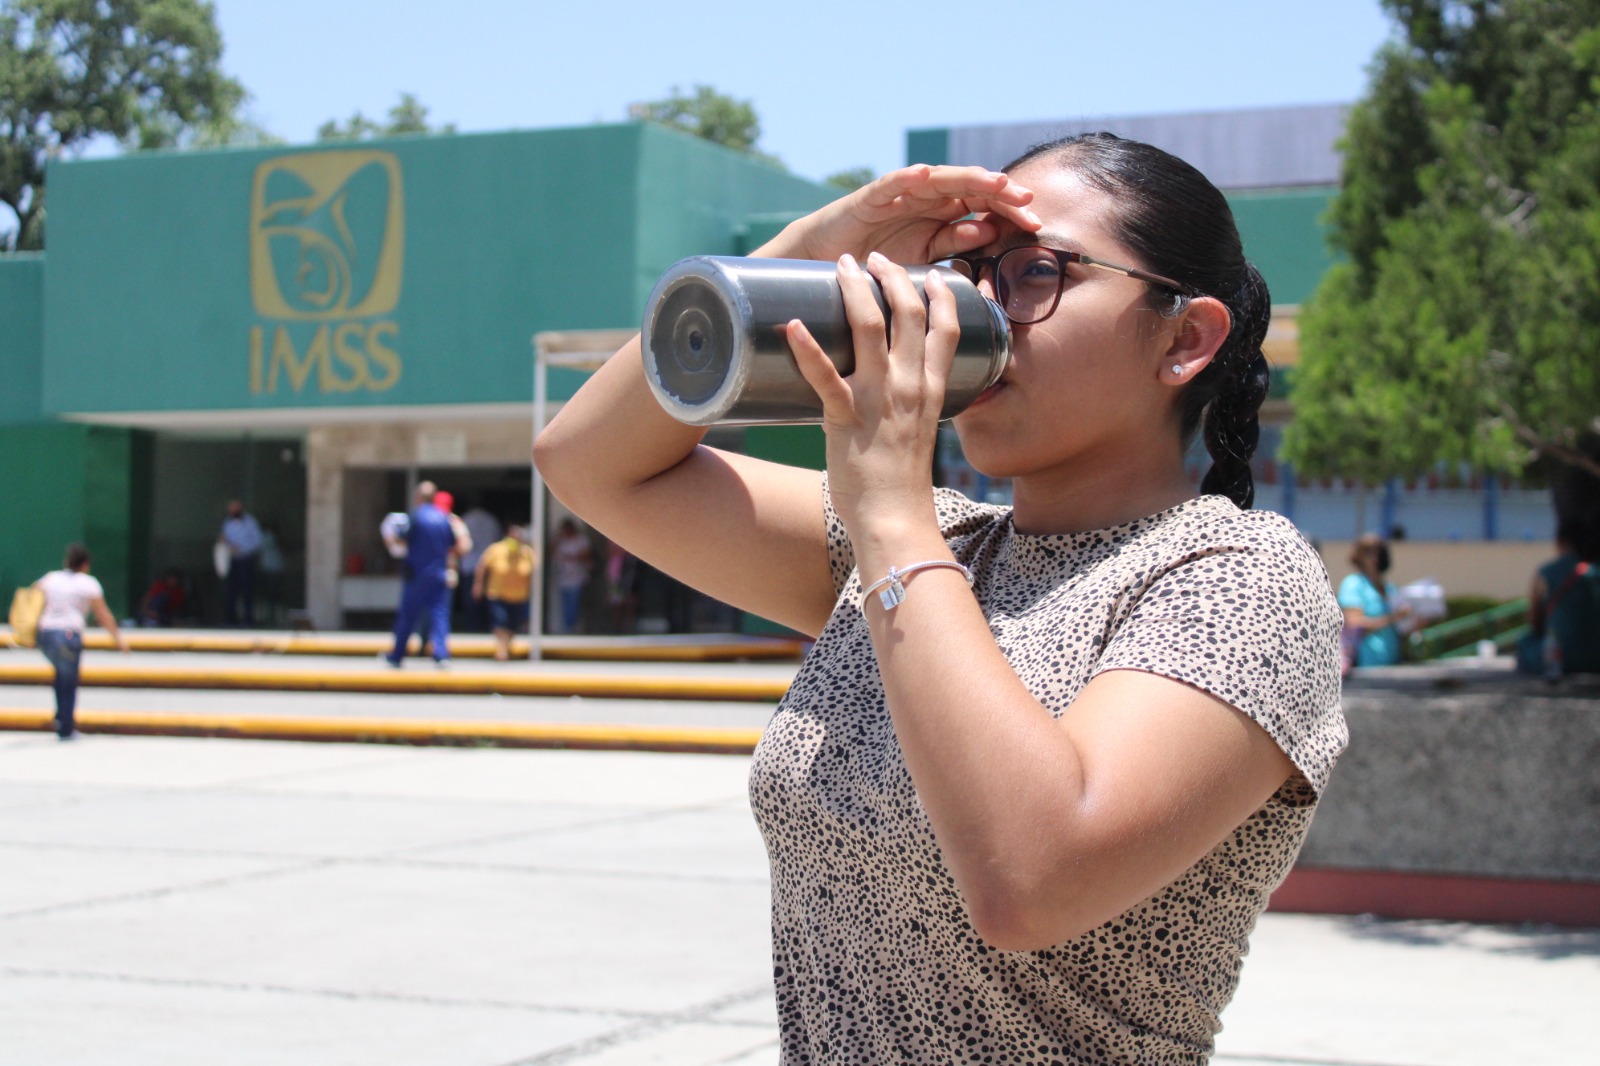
[1170,365,1183,376]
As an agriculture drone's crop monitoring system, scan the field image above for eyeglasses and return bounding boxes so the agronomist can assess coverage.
[940,246,1197,326]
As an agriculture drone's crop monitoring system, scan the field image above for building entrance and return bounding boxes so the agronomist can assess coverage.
[337,462,731,637]
[145,432,307,628]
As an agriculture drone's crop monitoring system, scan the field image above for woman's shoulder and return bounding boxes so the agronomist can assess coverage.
[1539,553,1585,584]
[41,569,101,596]
[1135,499,1335,608]
[1163,497,1324,564]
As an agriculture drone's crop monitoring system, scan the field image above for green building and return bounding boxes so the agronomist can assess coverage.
[1,123,833,629]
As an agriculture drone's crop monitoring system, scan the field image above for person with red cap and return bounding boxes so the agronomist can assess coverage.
[430,490,474,600]
[383,482,470,668]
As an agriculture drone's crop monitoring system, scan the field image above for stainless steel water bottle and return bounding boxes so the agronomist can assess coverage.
[641,256,1011,426]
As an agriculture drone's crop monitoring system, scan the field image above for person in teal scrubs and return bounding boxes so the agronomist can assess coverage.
[1338,533,1412,667]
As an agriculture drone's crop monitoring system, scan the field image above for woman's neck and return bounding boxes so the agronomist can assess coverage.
[1009,452,1200,535]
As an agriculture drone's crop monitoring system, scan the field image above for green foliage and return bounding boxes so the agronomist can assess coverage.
[187,103,280,149]
[628,84,783,169]
[1285,0,1600,484]
[0,0,244,249]
[316,91,455,142]
[825,167,875,192]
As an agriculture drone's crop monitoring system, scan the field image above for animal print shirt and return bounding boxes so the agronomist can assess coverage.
[749,487,1346,1065]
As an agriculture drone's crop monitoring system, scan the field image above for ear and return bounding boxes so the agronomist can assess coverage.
[1159,296,1230,385]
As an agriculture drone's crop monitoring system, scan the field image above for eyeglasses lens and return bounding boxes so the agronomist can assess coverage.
[997,248,1063,324]
[945,249,1061,325]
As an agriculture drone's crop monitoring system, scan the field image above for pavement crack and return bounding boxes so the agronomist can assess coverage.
[0,856,338,921]
[349,853,771,886]
[494,983,776,1066]
[376,800,756,860]
[0,965,655,1019]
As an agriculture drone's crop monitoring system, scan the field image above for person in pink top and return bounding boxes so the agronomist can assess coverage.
[33,544,129,740]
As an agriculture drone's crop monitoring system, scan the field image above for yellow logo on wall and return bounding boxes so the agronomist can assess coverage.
[248,150,405,394]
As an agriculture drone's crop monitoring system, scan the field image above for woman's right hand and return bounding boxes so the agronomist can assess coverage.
[755,165,1040,265]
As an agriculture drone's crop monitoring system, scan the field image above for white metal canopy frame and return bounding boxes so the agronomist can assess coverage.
[529,329,637,660]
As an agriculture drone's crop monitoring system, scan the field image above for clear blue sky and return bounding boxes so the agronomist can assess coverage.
[213,0,1397,183]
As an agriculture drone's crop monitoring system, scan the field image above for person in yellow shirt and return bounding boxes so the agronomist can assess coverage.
[471,526,537,661]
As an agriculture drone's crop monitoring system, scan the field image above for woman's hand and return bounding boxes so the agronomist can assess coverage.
[786,252,958,539]
[757,165,1040,265]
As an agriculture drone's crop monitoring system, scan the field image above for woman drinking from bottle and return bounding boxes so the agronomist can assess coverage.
[536,133,1345,1065]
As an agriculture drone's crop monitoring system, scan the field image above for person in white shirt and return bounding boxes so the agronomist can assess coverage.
[34,544,129,740]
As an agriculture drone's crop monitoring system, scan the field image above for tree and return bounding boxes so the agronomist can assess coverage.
[1283,0,1600,483]
[628,84,783,169]
[825,167,875,192]
[0,0,243,250]
[316,91,455,142]
[188,101,281,149]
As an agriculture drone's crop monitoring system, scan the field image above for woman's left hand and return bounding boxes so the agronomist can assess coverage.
[786,252,958,539]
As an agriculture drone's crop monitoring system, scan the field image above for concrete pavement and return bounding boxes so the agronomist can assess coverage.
[2,731,1595,1065]
[0,638,1595,1063]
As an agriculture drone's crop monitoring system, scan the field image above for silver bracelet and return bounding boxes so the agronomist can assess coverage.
[860,560,974,612]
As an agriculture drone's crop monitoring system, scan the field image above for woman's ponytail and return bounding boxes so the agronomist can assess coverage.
[1200,349,1270,508]
[1199,265,1271,509]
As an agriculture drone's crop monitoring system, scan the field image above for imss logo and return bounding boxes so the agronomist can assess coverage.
[248,150,404,393]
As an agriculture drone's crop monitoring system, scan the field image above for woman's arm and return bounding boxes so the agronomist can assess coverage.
[89,597,129,652]
[1528,572,1550,636]
[534,167,1039,638]
[790,254,1296,950]
[864,582,1293,949]
[1342,604,1397,630]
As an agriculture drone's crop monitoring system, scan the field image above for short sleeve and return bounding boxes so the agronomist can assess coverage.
[1336,573,1372,614]
[820,475,857,598]
[1095,515,1347,795]
[71,574,105,605]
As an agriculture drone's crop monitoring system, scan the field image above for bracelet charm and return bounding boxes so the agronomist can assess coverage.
[860,560,974,612]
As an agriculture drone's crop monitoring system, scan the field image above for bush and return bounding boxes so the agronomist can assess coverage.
[1442,595,1504,623]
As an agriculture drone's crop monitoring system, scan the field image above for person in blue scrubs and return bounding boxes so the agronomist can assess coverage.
[1337,533,1412,667]
[384,482,466,668]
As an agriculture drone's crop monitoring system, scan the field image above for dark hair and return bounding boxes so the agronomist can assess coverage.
[1349,533,1391,574]
[64,543,91,571]
[1005,132,1272,508]
[1552,438,1600,561]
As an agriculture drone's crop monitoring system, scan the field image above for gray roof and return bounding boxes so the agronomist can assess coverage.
[937,103,1350,190]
